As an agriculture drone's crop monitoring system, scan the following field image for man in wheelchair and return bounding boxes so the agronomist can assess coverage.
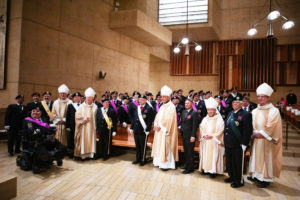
[17,105,67,174]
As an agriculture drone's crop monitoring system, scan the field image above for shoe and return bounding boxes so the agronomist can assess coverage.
[231,182,244,188]
[8,152,14,157]
[247,176,256,182]
[139,162,145,166]
[180,165,186,170]
[103,157,108,161]
[182,170,193,174]
[210,174,217,178]
[132,160,140,165]
[161,168,169,171]
[201,171,208,175]
[257,181,269,188]
[224,177,233,183]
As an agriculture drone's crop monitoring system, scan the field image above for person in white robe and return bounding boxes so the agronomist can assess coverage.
[74,87,98,159]
[199,97,225,178]
[151,85,178,170]
[248,83,282,188]
[52,84,72,145]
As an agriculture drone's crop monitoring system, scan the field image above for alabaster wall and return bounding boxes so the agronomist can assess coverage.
[14,0,151,104]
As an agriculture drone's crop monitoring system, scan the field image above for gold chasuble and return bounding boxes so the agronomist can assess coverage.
[151,101,178,169]
[249,103,282,182]
[199,114,225,174]
[74,102,98,159]
[52,98,72,145]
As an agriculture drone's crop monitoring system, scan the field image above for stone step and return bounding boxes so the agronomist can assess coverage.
[282,157,300,172]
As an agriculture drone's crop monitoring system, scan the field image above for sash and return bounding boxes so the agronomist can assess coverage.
[99,101,103,105]
[110,100,118,115]
[192,103,197,112]
[192,103,201,120]
[176,113,180,125]
[156,102,160,112]
[137,106,147,131]
[133,101,139,107]
[122,104,129,114]
[101,107,112,130]
[147,100,153,108]
[228,112,242,143]
[25,117,50,129]
[41,101,54,121]
[221,100,227,107]
[72,103,80,111]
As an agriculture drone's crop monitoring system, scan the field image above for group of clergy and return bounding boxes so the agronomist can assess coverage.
[4,82,282,189]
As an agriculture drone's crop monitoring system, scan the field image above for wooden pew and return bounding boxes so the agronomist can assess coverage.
[112,124,201,152]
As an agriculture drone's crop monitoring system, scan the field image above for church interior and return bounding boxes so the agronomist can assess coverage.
[0,0,299,199]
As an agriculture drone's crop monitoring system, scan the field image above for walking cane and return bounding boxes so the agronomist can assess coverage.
[241,148,245,184]
[108,128,111,156]
[142,133,148,162]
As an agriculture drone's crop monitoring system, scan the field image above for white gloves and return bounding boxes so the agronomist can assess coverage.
[178,126,181,129]
[122,122,127,128]
[241,144,247,151]
[145,132,149,136]
[4,126,10,130]
[129,129,133,134]
[66,128,70,132]
[112,132,116,137]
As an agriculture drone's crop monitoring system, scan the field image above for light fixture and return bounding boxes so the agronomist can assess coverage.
[267,10,280,21]
[282,20,295,29]
[173,0,202,55]
[247,0,295,37]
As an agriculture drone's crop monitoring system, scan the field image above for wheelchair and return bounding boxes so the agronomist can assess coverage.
[16,126,66,174]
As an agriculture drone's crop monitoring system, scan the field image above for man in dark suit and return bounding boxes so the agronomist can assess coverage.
[215,95,229,120]
[193,93,207,123]
[131,95,154,166]
[40,91,54,123]
[97,99,117,160]
[177,89,186,106]
[5,95,26,156]
[286,89,297,105]
[180,99,199,174]
[66,92,82,158]
[242,96,257,113]
[229,87,243,101]
[128,91,140,124]
[172,96,185,126]
[146,93,156,109]
[25,92,41,116]
[118,96,131,127]
[224,96,253,188]
[109,91,122,115]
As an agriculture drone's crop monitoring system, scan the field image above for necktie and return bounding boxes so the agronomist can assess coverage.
[140,106,144,110]
[78,104,80,106]
[244,107,247,111]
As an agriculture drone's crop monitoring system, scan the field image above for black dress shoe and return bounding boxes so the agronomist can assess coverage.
[180,165,186,169]
[161,168,169,171]
[247,176,256,182]
[8,152,14,157]
[257,181,270,188]
[132,160,140,164]
[209,174,217,178]
[200,171,208,175]
[139,162,145,166]
[182,170,193,174]
[224,177,233,183]
[231,182,244,188]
